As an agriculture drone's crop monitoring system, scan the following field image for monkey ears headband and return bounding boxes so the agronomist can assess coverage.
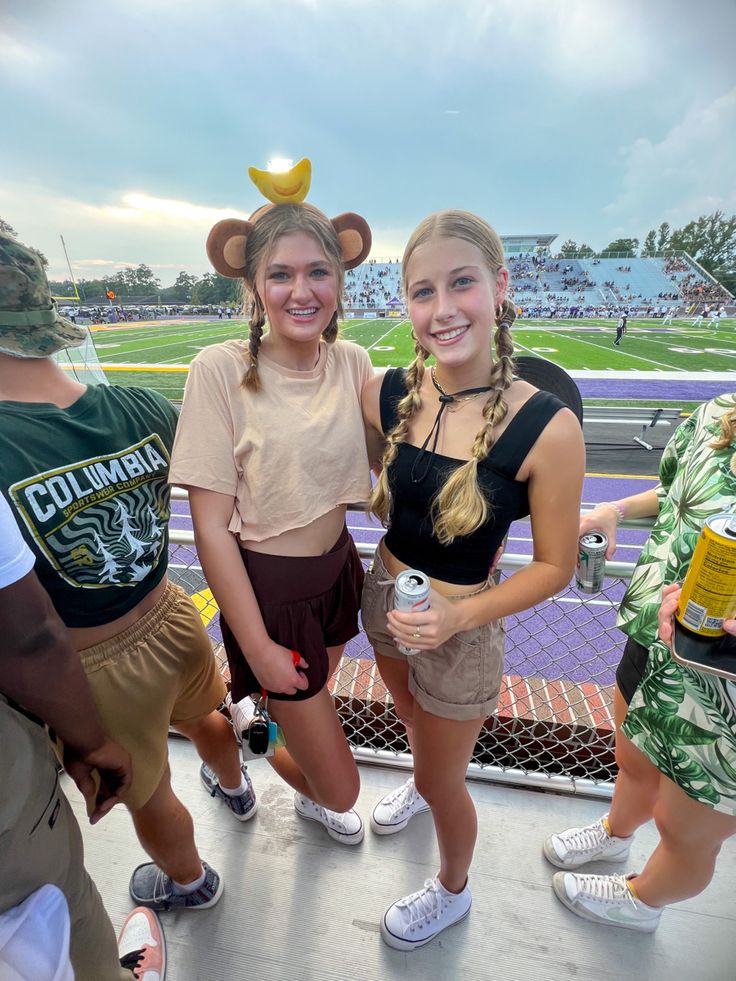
[207,157,372,278]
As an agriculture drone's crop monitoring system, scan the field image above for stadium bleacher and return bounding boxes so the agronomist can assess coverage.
[341,252,730,315]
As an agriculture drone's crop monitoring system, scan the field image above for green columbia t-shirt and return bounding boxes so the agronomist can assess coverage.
[0,385,178,627]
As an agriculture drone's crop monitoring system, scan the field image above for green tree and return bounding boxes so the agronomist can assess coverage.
[191,272,239,305]
[161,271,198,303]
[669,211,736,281]
[657,222,671,251]
[0,218,18,238]
[559,239,579,258]
[641,230,657,257]
[600,237,639,257]
[577,243,595,258]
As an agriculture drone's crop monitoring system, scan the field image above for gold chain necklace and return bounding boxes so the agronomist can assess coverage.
[430,366,491,405]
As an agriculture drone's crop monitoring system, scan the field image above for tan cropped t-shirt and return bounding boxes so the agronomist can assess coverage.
[169,338,373,542]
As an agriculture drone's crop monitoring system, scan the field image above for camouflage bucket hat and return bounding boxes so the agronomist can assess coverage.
[0,233,87,357]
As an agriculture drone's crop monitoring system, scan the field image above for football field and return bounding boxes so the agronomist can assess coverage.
[87,316,736,406]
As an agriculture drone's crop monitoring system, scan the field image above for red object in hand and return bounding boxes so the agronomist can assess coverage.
[291,650,301,666]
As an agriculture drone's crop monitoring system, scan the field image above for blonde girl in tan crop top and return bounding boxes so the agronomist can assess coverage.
[170,197,377,840]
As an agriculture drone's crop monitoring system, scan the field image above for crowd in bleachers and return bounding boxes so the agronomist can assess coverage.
[337,249,733,316]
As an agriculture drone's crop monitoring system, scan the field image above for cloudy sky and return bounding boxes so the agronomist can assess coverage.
[1,0,734,283]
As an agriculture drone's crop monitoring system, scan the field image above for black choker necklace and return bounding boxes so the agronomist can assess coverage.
[410,367,493,484]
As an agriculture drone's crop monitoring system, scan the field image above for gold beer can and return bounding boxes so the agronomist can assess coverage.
[675,513,736,639]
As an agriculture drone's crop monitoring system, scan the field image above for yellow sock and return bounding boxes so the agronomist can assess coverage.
[602,816,613,837]
[626,877,641,901]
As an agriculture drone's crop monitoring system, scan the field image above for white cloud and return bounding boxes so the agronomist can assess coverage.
[605,88,736,232]
[82,192,249,227]
[0,29,58,78]
[0,182,252,281]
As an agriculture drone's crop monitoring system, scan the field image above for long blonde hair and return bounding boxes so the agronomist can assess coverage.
[240,204,345,391]
[370,210,517,545]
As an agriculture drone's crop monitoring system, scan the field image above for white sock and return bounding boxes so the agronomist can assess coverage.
[172,865,206,895]
[220,774,248,797]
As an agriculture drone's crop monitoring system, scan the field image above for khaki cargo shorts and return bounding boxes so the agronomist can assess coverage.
[78,580,226,811]
[361,547,505,721]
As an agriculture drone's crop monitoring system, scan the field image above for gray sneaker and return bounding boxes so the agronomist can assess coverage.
[129,861,223,912]
[200,762,257,822]
[543,815,632,869]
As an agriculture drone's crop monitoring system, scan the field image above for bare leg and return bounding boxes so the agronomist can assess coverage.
[632,773,736,907]
[374,652,416,753]
[607,685,660,837]
[131,766,202,884]
[266,645,360,812]
[412,703,485,894]
[174,708,242,788]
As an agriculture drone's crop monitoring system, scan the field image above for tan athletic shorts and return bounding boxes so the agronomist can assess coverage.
[361,548,505,721]
[78,580,226,811]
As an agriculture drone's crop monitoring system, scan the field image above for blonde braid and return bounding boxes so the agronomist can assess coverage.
[432,302,516,545]
[369,337,429,526]
[242,293,265,391]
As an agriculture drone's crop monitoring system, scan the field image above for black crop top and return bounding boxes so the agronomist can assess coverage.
[379,368,566,584]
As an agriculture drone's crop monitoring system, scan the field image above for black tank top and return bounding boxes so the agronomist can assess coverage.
[379,368,566,584]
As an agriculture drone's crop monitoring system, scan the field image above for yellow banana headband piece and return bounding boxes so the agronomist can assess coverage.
[248,158,312,205]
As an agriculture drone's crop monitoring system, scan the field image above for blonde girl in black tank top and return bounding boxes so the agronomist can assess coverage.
[361,210,585,950]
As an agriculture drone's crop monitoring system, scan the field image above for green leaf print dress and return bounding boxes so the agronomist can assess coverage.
[619,394,736,815]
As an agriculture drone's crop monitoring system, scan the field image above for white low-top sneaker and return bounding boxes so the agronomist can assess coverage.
[381,876,472,951]
[370,777,431,835]
[543,815,633,869]
[552,872,662,932]
[294,793,364,845]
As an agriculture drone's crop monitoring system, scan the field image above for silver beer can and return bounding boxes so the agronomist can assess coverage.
[394,569,430,655]
[576,532,608,594]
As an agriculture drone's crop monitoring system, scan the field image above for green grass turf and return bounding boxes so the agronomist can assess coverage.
[88,317,736,400]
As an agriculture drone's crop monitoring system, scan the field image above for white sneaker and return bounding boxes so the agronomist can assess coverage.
[552,872,662,932]
[543,815,633,869]
[294,793,364,845]
[381,876,472,951]
[370,777,430,836]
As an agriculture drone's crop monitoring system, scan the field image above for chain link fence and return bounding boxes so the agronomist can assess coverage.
[169,502,642,798]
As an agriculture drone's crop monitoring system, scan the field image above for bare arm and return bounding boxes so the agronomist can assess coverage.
[0,571,132,823]
[186,486,308,694]
[361,371,387,475]
[388,408,587,646]
[580,488,660,558]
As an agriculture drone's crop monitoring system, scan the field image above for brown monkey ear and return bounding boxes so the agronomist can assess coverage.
[206,218,255,278]
[331,213,372,270]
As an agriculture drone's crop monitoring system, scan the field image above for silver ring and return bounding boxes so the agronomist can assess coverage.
[412,630,421,640]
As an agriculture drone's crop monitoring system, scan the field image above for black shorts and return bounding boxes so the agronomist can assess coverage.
[220,526,364,702]
[616,635,650,705]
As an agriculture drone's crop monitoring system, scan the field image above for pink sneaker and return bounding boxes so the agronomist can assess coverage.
[117,906,166,979]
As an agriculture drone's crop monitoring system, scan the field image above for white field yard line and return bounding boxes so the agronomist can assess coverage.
[621,330,736,357]
[552,330,686,371]
[351,320,400,346]
[98,325,237,363]
[94,321,241,343]
[621,337,736,368]
[365,319,410,351]
[94,324,232,355]
[94,330,232,355]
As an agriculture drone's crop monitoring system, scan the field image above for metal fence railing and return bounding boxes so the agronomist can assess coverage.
[169,500,645,800]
